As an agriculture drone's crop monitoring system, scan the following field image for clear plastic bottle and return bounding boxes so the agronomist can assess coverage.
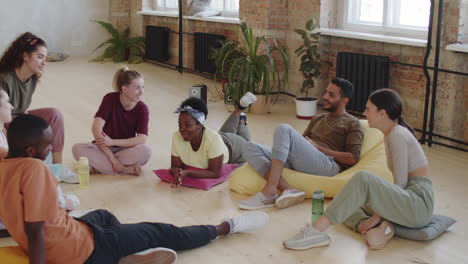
[311,190,324,223]
[78,157,90,189]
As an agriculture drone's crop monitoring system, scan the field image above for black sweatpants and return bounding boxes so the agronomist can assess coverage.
[81,210,217,264]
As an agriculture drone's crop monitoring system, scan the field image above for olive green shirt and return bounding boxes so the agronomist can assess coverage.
[304,113,364,169]
[0,71,37,115]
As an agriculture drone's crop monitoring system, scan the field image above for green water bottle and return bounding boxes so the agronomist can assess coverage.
[78,157,90,189]
[312,190,324,223]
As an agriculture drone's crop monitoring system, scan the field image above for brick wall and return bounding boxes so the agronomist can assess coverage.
[109,0,130,30]
[319,0,468,144]
[143,16,239,69]
[109,0,467,144]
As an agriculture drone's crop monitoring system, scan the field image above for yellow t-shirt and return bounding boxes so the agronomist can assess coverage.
[171,127,229,169]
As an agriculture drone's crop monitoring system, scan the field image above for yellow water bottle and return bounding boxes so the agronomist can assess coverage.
[78,157,90,189]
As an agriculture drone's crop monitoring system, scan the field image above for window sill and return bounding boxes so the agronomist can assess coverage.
[183,15,240,24]
[317,28,427,47]
[137,10,178,18]
[446,43,468,53]
[137,10,240,24]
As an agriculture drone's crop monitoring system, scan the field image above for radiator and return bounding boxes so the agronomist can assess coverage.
[336,52,390,113]
[145,26,170,62]
[194,33,226,74]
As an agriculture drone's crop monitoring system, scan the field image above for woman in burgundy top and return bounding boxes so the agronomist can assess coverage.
[72,66,151,175]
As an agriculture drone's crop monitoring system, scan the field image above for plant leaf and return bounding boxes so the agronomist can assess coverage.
[94,20,120,39]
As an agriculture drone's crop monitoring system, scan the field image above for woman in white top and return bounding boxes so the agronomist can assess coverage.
[283,89,433,250]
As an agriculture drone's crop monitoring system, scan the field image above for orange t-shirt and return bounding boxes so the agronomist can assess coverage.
[0,158,94,264]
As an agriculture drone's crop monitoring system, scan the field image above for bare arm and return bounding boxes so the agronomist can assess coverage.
[92,117,146,147]
[25,221,46,264]
[170,155,224,187]
[110,134,147,147]
[92,117,117,160]
[92,117,124,173]
[170,155,185,176]
[183,155,224,179]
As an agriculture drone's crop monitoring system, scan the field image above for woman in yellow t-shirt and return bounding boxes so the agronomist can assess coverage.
[170,93,257,187]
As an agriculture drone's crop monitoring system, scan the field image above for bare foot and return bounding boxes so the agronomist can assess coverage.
[124,164,141,176]
[89,166,100,174]
[358,215,382,234]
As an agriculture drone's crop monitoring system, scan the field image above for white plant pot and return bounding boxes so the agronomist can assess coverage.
[294,97,318,119]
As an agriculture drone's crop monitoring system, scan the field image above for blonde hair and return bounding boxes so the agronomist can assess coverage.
[112,66,143,92]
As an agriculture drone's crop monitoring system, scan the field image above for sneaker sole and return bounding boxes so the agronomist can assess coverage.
[239,203,276,210]
[275,192,306,209]
[119,248,177,264]
[283,238,330,250]
[61,179,80,184]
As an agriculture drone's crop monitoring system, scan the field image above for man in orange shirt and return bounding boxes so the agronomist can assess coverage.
[0,115,269,264]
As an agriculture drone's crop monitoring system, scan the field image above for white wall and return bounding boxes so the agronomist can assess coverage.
[0,0,110,56]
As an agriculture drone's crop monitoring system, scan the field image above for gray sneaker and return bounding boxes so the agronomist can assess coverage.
[275,189,306,209]
[283,223,330,250]
[119,247,177,264]
[239,192,278,210]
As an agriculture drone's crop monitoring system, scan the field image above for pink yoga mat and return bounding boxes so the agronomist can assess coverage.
[153,164,238,190]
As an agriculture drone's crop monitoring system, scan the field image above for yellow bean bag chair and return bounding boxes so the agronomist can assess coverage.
[229,120,393,198]
[0,246,28,264]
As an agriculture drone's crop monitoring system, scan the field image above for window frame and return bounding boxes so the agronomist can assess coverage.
[153,0,179,11]
[210,0,239,17]
[343,0,429,39]
[152,0,239,16]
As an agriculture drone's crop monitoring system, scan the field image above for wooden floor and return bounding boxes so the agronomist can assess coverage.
[1,57,467,264]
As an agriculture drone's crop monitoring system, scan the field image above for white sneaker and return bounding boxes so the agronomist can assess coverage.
[283,223,330,250]
[227,212,269,233]
[275,189,306,209]
[60,166,80,184]
[239,92,257,108]
[119,247,177,264]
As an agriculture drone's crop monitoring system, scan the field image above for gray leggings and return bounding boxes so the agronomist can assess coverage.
[242,124,340,177]
[326,171,434,230]
[218,112,251,164]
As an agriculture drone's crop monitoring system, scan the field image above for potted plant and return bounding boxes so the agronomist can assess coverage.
[294,19,330,119]
[210,40,242,106]
[212,22,289,114]
[91,20,145,64]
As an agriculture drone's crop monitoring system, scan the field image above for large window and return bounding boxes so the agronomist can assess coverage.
[154,0,178,10]
[344,0,430,38]
[211,0,239,15]
[154,0,239,14]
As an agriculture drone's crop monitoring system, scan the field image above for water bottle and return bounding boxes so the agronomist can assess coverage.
[78,157,90,189]
[312,190,324,223]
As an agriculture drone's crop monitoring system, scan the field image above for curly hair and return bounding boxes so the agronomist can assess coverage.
[0,32,47,76]
[180,97,208,118]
